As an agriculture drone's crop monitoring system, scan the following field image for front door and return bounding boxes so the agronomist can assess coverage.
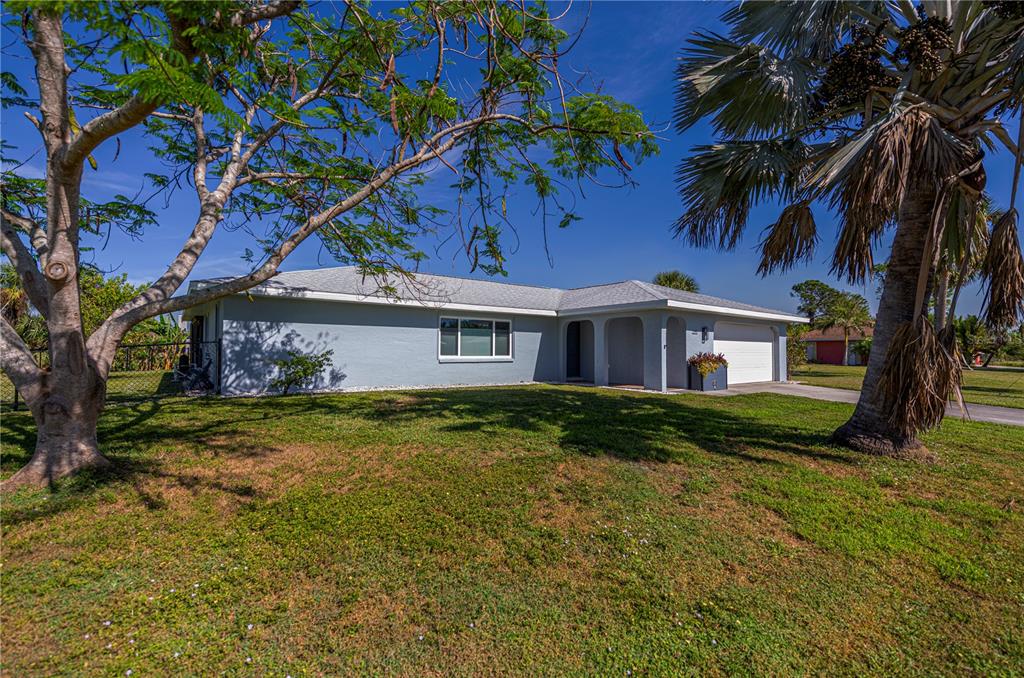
[566,321,581,379]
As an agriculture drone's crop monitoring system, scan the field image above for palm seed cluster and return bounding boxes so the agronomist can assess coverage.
[813,25,898,114]
[896,11,954,76]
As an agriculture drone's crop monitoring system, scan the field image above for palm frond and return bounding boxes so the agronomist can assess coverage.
[940,187,988,273]
[674,139,808,249]
[980,208,1024,328]
[813,108,972,282]
[722,1,870,61]
[675,32,814,137]
[757,201,818,275]
[874,316,962,438]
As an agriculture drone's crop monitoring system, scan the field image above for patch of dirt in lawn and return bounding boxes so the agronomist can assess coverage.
[528,459,612,533]
[130,440,436,512]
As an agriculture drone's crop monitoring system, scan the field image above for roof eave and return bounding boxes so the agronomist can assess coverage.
[665,300,807,323]
[245,286,560,316]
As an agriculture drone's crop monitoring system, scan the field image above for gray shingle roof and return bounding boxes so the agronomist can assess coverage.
[192,266,802,319]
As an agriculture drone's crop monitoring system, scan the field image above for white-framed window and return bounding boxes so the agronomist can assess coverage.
[438,316,512,360]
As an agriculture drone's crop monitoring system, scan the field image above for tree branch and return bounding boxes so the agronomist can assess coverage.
[63,0,302,173]
[1,209,50,317]
[98,115,489,340]
[61,95,161,172]
[0,315,45,405]
[225,0,302,27]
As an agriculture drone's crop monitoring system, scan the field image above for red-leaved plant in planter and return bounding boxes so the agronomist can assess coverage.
[688,352,728,378]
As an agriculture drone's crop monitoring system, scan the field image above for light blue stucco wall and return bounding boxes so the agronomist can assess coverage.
[216,296,560,395]
[607,317,645,384]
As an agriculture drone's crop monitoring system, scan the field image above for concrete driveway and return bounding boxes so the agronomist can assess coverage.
[717,382,1024,427]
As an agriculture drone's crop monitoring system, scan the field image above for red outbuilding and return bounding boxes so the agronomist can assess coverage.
[802,327,873,366]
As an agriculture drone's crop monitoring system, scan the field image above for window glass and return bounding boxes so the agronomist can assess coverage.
[494,321,511,356]
[439,317,459,356]
[460,319,493,356]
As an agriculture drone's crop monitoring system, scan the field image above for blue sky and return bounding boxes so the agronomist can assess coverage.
[2,2,1021,316]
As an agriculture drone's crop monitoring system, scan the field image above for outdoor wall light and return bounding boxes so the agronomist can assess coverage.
[701,327,709,343]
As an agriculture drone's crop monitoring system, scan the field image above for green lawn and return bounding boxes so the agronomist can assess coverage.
[793,364,1024,409]
[2,386,1022,675]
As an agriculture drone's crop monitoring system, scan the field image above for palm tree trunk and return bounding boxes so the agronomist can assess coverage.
[842,331,849,366]
[831,179,936,458]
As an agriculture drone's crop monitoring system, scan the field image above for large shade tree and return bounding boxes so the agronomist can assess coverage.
[675,1,1024,458]
[0,0,656,487]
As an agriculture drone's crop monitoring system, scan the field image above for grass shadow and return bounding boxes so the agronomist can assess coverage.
[0,385,858,524]
[357,386,856,466]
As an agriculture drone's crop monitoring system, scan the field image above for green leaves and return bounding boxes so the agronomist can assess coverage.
[3,0,656,304]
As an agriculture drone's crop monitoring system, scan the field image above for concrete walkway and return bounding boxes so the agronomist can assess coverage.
[711,382,1024,427]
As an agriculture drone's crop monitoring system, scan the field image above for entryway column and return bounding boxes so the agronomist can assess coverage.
[643,311,668,392]
[592,317,608,386]
[558,318,569,382]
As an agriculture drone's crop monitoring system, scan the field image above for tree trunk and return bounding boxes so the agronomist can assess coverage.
[831,180,937,459]
[2,362,110,489]
[842,331,849,366]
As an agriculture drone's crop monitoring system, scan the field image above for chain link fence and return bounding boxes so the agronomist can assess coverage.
[1,340,221,411]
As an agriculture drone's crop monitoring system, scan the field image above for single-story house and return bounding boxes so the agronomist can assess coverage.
[802,326,873,365]
[182,267,807,395]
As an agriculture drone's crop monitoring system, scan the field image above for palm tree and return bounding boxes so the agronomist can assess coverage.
[675,1,1024,458]
[818,293,873,366]
[653,270,700,292]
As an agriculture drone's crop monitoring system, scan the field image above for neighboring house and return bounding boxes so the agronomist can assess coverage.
[182,267,806,395]
[803,326,873,366]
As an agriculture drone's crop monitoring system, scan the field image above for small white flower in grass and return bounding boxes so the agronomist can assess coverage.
[103,620,112,626]
[126,670,132,676]
[84,634,90,639]
[106,643,113,649]
[245,657,252,663]
[170,588,176,593]
[129,639,135,645]
[469,622,475,629]
[418,635,424,641]
[247,624,253,631]
[174,652,181,658]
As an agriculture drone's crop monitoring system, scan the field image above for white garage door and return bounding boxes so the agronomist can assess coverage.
[714,322,774,384]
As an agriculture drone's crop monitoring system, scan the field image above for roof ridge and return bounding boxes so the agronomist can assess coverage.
[566,279,644,292]
[628,280,663,301]
[275,264,564,291]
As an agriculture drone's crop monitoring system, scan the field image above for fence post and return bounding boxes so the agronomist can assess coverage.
[12,387,18,411]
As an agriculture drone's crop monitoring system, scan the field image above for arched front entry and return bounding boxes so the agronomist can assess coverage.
[667,316,687,388]
[565,320,595,382]
[606,316,644,386]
